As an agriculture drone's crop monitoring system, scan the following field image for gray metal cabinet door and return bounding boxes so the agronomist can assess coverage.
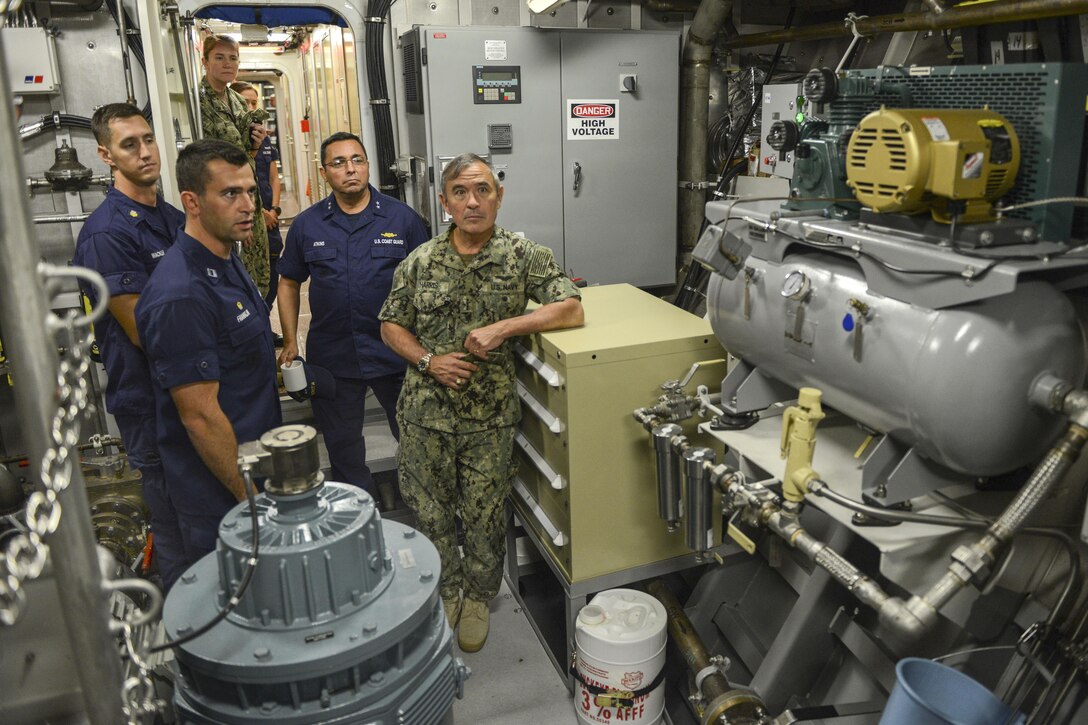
[421,28,565,265]
[560,31,680,287]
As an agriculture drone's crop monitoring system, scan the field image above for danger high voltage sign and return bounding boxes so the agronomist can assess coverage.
[567,99,619,140]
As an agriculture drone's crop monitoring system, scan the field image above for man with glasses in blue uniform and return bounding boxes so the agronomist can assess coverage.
[73,102,187,590]
[136,139,281,569]
[277,132,427,506]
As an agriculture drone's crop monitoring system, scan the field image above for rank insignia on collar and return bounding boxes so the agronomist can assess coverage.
[129,210,139,218]
[206,268,218,278]
[236,301,244,309]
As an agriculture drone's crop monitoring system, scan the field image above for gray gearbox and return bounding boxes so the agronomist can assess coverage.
[163,425,468,723]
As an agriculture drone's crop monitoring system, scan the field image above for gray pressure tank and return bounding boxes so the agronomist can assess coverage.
[163,425,468,723]
[707,253,1085,476]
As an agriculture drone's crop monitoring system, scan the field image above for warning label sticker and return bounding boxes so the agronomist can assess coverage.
[962,151,985,179]
[567,99,619,140]
[921,116,950,142]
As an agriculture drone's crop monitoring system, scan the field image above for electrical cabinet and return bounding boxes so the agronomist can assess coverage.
[758,83,802,179]
[401,27,679,287]
[511,284,726,584]
[2,27,60,95]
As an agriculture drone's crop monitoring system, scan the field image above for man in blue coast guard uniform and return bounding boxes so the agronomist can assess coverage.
[277,132,427,503]
[136,139,281,569]
[73,103,187,590]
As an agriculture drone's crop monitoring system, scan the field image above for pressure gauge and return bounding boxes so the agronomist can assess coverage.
[781,271,811,300]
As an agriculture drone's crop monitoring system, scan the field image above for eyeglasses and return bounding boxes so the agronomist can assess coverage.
[325,155,368,169]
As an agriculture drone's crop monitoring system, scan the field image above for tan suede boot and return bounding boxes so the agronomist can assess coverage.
[457,598,490,652]
[442,593,462,629]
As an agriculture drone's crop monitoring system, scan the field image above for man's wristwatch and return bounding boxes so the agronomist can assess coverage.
[271,206,282,215]
[417,352,434,373]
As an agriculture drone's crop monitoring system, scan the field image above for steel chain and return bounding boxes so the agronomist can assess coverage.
[119,623,165,722]
[0,271,161,720]
[0,311,90,625]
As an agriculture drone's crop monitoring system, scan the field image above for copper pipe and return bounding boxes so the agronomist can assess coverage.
[646,579,732,701]
[724,0,1088,49]
[646,579,766,724]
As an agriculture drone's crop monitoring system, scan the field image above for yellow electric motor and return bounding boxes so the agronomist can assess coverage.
[845,107,1019,223]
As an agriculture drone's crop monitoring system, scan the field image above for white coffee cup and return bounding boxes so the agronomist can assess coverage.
[281,360,307,393]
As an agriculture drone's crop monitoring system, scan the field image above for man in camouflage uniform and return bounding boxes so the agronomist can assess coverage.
[199,34,270,295]
[380,153,583,652]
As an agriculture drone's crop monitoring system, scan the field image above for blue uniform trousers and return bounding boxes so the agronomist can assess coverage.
[264,225,283,311]
[312,373,403,496]
[176,511,228,570]
[114,413,187,591]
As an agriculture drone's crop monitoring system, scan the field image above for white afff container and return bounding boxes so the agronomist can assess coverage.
[574,589,668,725]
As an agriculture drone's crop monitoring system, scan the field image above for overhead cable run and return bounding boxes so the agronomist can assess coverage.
[364,4,402,199]
[104,0,150,117]
[18,0,150,142]
[723,0,1088,49]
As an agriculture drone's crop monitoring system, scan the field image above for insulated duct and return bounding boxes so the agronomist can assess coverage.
[678,0,733,257]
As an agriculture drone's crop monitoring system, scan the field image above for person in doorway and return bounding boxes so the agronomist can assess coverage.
[136,139,281,568]
[379,153,583,652]
[73,103,187,590]
[199,34,270,297]
[277,132,427,507]
[231,81,284,322]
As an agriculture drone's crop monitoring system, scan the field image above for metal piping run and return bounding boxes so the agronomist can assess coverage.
[27,175,112,193]
[646,579,731,700]
[760,508,920,636]
[632,395,700,429]
[166,3,198,141]
[678,0,734,256]
[0,32,125,722]
[761,420,1088,640]
[114,0,136,106]
[34,213,93,224]
[723,0,1088,49]
[646,580,766,724]
[907,423,1088,629]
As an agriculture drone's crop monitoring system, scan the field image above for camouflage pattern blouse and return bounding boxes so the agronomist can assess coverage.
[379,227,580,433]
[199,77,270,291]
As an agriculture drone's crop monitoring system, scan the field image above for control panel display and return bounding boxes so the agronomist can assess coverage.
[473,65,521,104]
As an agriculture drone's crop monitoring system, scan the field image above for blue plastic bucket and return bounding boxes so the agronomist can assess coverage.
[879,657,1025,725]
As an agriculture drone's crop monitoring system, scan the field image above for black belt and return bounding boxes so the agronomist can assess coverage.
[570,653,667,710]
